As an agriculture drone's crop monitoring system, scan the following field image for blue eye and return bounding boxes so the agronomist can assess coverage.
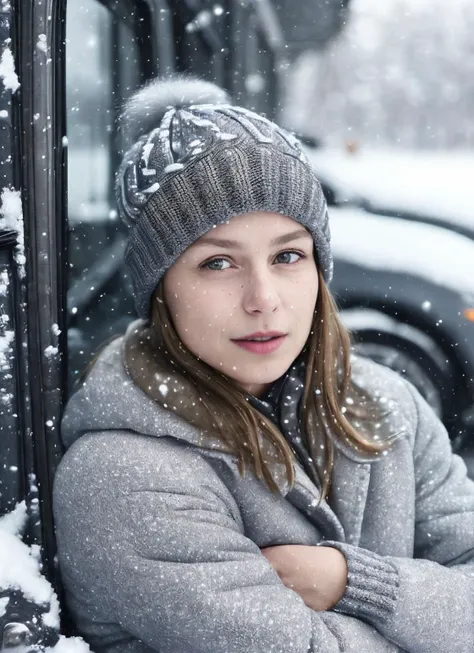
[277,249,306,263]
[200,258,233,272]
[199,249,306,272]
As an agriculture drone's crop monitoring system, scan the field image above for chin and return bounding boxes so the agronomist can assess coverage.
[226,359,291,387]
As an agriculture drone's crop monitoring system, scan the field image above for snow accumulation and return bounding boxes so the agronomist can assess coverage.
[37,34,48,54]
[0,187,26,278]
[306,147,474,232]
[0,46,19,93]
[0,269,13,406]
[46,635,91,653]
[0,595,8,617]
[0,502,90,652]
[330,206,474,295]
[44,345,59,359]
[0,327,14,372]
[0,502,59,627]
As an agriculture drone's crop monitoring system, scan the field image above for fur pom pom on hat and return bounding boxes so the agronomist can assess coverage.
[116,76,332,319]
[119,75,231,144]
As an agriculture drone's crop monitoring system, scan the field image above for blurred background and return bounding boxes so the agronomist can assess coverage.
[283,0,474,149]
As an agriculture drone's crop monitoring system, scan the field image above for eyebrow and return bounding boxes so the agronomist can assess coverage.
[194,228,312,249]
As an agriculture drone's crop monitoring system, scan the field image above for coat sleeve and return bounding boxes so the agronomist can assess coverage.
[320,383,474,653]
[54,432,406,653]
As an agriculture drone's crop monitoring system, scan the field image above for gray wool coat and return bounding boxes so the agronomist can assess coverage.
[53,324,474,653]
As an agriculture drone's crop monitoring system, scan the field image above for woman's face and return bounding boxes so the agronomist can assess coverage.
[163,211,319,397]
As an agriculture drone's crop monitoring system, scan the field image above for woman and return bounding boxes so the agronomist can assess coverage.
[53,77,474,653]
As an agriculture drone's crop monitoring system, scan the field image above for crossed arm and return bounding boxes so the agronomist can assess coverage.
[263,385,474,653]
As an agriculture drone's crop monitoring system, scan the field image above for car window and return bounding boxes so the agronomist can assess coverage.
[66,0,154,392]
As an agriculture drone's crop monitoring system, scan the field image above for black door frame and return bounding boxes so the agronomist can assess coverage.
[14,0,68,589]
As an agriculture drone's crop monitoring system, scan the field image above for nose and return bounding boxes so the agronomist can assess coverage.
[242,268,281,315]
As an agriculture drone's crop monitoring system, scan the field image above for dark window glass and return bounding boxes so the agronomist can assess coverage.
[66,0,153,391]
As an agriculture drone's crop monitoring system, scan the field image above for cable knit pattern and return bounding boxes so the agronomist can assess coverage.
[317,540,400,623]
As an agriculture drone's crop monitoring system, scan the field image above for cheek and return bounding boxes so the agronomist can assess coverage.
[310,275,319,306]
[291,268,319,307]
[165,283,231,341]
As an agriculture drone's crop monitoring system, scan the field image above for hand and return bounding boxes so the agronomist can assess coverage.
[261,544,348,612]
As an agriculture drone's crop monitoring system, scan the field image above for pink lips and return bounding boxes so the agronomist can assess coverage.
[232,335,287,355]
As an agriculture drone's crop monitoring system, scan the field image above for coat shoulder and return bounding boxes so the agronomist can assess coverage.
[54,430,238,516]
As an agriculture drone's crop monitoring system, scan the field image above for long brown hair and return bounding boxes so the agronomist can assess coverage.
[124,267,393,503]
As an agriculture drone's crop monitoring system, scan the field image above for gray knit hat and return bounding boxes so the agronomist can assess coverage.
[116,77,332,319]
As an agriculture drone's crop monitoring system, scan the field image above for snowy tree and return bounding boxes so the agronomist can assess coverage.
[282,0,474,149]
